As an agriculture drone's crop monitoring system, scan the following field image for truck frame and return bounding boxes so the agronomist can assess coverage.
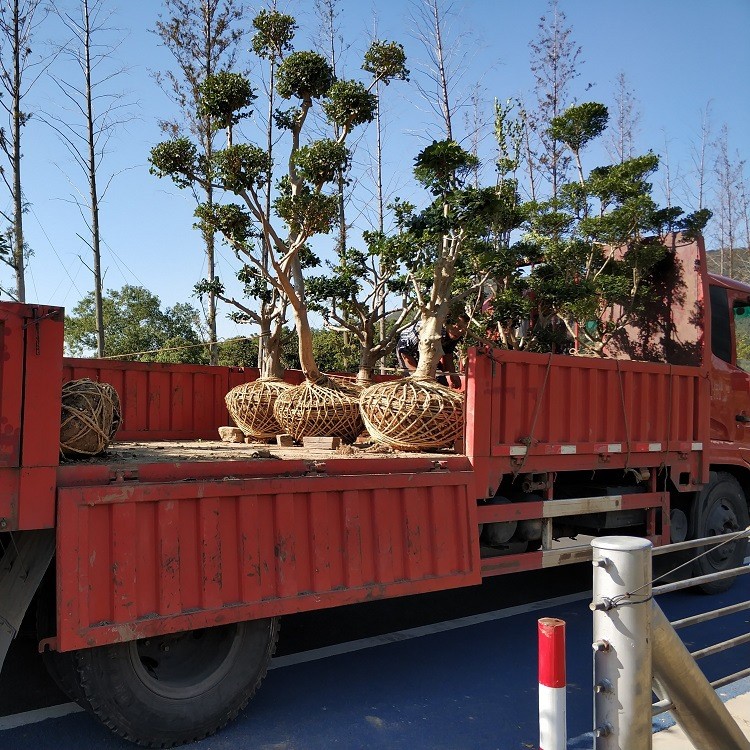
[1,234,749,746]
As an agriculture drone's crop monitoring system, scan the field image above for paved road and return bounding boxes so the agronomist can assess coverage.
[2,566,749,749]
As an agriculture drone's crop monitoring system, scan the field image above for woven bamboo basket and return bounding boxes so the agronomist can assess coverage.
[273,378,363,443]
[225,378,294,439]
[60,379,121,457]
[359,377,464,451]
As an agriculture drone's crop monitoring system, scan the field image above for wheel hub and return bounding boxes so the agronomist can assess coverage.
[129,624,243,699]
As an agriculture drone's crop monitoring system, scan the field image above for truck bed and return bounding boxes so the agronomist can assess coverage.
[62,439,456,465]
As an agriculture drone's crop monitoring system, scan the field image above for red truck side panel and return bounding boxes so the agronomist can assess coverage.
[62,360,396,441]
[56,467,479,651]
[467,348,709,497]
[0,304,64,529]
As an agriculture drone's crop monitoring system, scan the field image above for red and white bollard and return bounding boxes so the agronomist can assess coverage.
[538,617,566,750]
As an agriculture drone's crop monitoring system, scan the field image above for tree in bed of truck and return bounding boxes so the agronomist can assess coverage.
[1,233,749,747]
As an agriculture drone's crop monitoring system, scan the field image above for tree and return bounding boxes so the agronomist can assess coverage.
[306,39,411,382]
[713,124,744,278]
[527,0,582,198]
[392,140,504,377]
[524,102,711,356]
[46,0,134,357]
[0,0,49,301]
[65,285,207,363]
[153,0,244,365]
[151,32,408,384]
[248,7,296,375]
[605,72,640,164]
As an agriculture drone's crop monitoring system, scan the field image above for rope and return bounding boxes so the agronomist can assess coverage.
[514,352,555,476]
[615,359,632,469]
[599,526,750,609]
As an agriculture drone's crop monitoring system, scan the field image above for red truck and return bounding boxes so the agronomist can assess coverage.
[0,233,748,746]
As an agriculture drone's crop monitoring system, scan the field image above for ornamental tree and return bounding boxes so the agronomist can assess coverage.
[150,18,408,383]
[391,139,507,378]
[524,102,711,356]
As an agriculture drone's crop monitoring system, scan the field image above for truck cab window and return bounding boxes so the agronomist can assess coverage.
[710,285,732,363]
[734,303,750,372]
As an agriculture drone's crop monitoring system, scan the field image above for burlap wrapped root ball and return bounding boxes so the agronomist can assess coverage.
[359,377,464,451]
[60,379,121,457]
[225,378,294,439]
[273,378,363,443]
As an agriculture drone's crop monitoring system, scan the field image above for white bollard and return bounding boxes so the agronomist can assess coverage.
[538,617,566,750]
[591,536,653,750]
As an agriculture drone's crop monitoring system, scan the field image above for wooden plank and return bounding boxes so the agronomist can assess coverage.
[302,437,342,450]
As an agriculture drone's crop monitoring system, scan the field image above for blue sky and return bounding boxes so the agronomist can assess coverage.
[14,0,750,342]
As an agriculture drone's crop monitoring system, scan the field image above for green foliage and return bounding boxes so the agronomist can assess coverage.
[251,9,296,60]
[217,336,258,367]
[198,71,255,131]
[276,51,334,100]
[149,138,200,188]
[273,181,339,237]
[322,80,377,130]
[65,285,206,363]
[413,140,479,195]
[291,139,349,185]
[212,144,269,192]
[362,40,409,83]
[518,101,713,355]
[548,102,609,156]
[194,202,257,247]
[312,328,360,373]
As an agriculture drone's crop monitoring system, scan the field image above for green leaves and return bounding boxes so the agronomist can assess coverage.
[251,9,296,60]
[291,139,349,185]
[548,102,609,154]
[322,80,377,130]
[198,71,255,130]
[194,203,257,247]
[276,51,334,100]
[362,40,409,84]
[149,138,200,188]
[213,144,269,191]
[274,183,339,237]
[413,140,479,195]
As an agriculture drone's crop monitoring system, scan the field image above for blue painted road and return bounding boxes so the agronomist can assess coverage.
[2,579,750,749]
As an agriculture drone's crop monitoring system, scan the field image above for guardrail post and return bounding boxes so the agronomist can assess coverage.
[591,536,653,749]
[538,617,566,750]
[651,602,750,749]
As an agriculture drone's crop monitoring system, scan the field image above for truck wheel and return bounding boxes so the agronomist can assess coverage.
[692,473,749,594]
[36,572,91,710]
[74,618,279,747]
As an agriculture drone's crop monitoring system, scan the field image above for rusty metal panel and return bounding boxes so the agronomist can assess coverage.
[56,469,479,650]
[485,349,705,457]
[63,359,233,439]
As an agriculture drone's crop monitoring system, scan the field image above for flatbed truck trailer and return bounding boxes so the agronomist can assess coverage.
[1,234,749,746]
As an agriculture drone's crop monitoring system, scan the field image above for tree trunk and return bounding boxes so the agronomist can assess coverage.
[260,318,283,379]
[413,314,443,379]
[83,0,104,357]
[11,0,25,302]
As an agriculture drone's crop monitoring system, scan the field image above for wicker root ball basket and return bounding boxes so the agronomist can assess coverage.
[60,379,121,457]
[225,378,294,440]
[359,377,464,451]
[273,378,363,443]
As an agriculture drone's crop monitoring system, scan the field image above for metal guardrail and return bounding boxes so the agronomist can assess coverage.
[591,529,750,749]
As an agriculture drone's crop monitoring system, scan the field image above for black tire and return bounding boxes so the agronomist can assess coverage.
[73,618,279,748]
[691,472,749,594]
[36,571,92,710]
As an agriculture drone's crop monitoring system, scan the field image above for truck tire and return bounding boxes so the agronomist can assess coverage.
[692,472,749,594]
[36,572,92,710]
[74,617,279,747]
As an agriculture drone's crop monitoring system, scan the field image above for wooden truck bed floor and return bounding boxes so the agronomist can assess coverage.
[60,439,459,465]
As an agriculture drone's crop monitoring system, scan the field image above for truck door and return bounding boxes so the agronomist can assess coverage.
[709,283,750,447]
